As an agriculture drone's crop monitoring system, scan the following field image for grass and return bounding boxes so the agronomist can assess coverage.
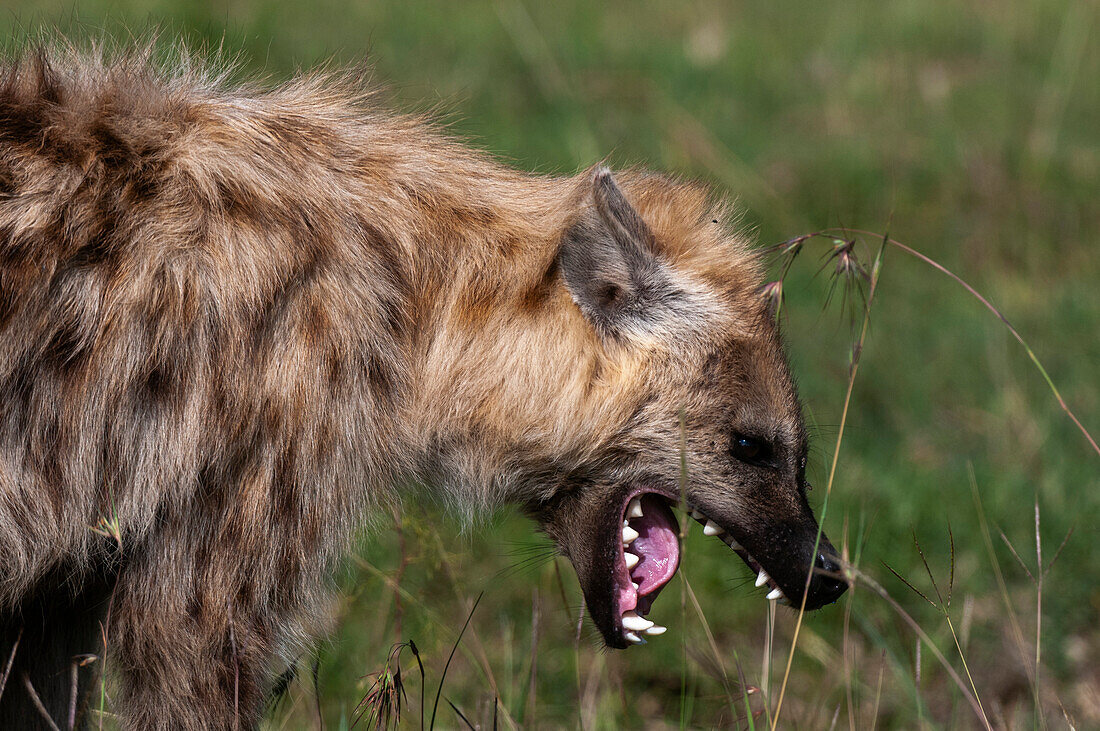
[3,0,1097,727]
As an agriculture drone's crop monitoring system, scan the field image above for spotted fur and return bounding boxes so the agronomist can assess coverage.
[0,45,832,729]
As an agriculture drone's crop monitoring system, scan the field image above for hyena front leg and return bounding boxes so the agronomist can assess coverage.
[107,528,302,730]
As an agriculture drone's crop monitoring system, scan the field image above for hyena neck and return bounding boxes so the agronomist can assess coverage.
[384,156,588,509]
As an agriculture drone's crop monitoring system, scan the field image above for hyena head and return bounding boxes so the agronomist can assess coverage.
[486,167,848,648]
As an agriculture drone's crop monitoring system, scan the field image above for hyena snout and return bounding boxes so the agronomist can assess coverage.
[679,482,849,612]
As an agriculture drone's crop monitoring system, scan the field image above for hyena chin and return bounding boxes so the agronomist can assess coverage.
[0,46,846,728]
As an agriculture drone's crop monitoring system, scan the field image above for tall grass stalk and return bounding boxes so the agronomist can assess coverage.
[768,224,1094,728]
[770,233,888,729]
[850,567,991,729]
[0,627,19,705]
[429,592,482,731]
[884,529,989,723]
[968,465,1056,730]
[829,229,1097,458]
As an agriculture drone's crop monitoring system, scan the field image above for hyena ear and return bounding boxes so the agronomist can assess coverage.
[559,166,669,337]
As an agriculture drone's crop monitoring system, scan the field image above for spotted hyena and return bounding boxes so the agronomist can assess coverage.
[0,46,847,729]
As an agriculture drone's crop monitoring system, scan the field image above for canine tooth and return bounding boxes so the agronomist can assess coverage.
[755,569,769,588]
[621,525,639,544]
[644,625,667,635]
[624,631,646,644]
[624,552,640,569]
[702,520,723,536]
[766,588,784,601]
[622,611,654,631]
[628,498,644,518]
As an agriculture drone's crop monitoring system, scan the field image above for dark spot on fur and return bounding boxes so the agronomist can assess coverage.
[143,364,173,403]
[0,274,18,330]
[69,234,114,268]
[518,260,557,313]
[43,319,90,371]
[455,275,498,325]
[365,353,394,404]
[449,203,497,231]
[89,119,136,167]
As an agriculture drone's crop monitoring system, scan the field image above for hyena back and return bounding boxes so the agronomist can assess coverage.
[0,47,845,729]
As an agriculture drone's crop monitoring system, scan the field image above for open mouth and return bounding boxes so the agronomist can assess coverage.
[614,491,791,645]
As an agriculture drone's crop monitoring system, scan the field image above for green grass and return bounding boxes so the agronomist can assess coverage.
[4,0,1097,727]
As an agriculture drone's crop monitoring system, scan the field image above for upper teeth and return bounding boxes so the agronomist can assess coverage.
[687,504,788,604]
[620,496,791,649]
[723,535,744,551]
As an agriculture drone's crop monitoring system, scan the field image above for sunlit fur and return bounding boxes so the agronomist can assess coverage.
[0,44,780,728]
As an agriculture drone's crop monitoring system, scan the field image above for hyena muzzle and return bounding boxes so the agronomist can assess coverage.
[0,47,846,729]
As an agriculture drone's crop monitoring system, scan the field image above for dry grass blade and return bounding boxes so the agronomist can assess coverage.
[771,232,887,730]
[429,591,482,731]
[311,656,324,731]
[882,562,937,610]
[681,574,738,720]
[523,588,539,726]
[446,698,475,730]
[999,530,1037,583]
[408,640,425,731]
[1043,526,1074,578]
[22,673,62,731]
[823,228,1100,458]
[968,465,1045,730]
[849,570,991,730]
[70,653,98,730]
[0,626,20,702]
[869,650,886,731]
[947,523,955,607]
[911,530,947,608]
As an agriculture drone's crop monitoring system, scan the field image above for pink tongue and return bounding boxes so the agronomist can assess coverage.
[629,495,680,610]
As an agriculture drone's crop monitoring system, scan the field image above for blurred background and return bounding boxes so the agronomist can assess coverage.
[4,1,1097,728]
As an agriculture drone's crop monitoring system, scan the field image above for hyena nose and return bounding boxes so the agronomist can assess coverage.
[806,551,848,608]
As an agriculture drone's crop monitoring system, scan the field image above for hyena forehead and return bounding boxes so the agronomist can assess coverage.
[692,324,808,447]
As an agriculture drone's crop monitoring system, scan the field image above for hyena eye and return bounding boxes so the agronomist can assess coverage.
[730,434,773,466]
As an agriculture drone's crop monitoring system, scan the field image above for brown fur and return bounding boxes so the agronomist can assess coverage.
[0,45,841,729]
